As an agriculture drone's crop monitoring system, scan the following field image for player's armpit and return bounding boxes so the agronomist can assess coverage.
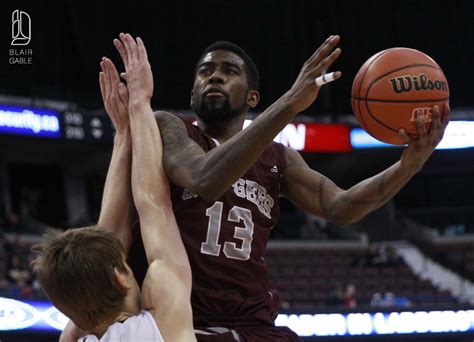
[142,260,196,342]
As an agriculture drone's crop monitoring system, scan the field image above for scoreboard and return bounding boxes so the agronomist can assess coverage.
[0,104,114,143]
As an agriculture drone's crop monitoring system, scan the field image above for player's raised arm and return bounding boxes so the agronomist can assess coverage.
[97,57,135,250]
[155,35,342,201]
[281,104,450,226]
[115,33,195,341]
[58,53,136,342]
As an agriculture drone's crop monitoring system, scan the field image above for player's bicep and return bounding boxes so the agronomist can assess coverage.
[142,261,194,340]
[281,147,343,218]
[154,111,206,191]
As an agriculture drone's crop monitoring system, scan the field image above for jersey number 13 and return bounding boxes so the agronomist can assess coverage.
[201,201,254,261]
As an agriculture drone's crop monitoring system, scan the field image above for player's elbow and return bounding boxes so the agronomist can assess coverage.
[194,176,224,202]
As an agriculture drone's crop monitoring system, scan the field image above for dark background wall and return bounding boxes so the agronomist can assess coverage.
[1,0,473,115]
[0,0,473,237]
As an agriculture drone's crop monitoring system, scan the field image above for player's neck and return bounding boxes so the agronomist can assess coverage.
[197,114,246,143]
[90,294,141,338]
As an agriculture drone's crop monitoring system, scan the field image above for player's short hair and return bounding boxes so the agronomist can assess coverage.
[196,41,260,90]
[31,226,128,331]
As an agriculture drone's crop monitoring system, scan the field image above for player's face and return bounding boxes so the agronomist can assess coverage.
[192,50,250,122]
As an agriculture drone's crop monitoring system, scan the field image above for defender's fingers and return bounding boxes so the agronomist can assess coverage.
[136,37,148,62]
[99,71,106,102]
[114,37,128,65]
[101,59,112,98]
[106,58,121,83]
[118,82,129,105]
[120,33,134,66]
[125,33,138,62]
[120,72,129,82]
[315,71,342,86]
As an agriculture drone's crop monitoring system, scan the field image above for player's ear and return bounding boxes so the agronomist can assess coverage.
[190,90,194,110]
[114,267,131,292]
[247,90,259,108]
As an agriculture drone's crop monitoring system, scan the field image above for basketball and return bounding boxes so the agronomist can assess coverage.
[351,48,449,145]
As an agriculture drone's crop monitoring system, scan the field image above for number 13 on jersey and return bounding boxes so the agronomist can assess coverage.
[201,201,254,261]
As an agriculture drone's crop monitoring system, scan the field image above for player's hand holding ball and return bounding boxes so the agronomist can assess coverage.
[351,47,451,171]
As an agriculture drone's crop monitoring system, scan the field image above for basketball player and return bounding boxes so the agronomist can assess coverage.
[124,33,447,341]
[32,35,196,341]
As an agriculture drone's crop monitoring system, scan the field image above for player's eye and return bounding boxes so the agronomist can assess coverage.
[224,68,237,75]
[198,67,212,76]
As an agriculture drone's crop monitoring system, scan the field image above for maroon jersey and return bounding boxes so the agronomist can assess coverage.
[171,117,286,328]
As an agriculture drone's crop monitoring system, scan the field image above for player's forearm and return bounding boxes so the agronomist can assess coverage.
[98,130,134,251]
[322,161,417,226]
[129,102,169,206]
[129,102,186,265]
[195,95,296,199]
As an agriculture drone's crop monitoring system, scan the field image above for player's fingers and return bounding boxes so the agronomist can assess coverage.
[442,102,451,127]
[429,105,441,136]
[415,112,428,137]
[118,82,129,106]
[114,37,128,65]
[308,35,338,63]
[99,71,106,103]
[101,59,112,99]
[125,33,138,62]
[107,58,121,84]
[120,33,133,67]
[398,128,411,144]
[313,48,342,77]
[308,35,340,67]
[315,71,342,87]
[136,37,148,62]
[120,72,129,82]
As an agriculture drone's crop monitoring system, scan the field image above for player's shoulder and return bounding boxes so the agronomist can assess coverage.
[265,141,287,160]
[153,110,183,124]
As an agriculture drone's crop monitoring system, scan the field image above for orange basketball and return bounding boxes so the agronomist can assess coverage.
[351,48,449,145]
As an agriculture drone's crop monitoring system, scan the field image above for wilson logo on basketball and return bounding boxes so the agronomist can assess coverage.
[389,73,448,94]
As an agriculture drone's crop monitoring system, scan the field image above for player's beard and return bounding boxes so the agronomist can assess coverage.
[194,93,243,123]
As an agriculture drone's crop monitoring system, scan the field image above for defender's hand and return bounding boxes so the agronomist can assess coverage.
[99,57,129,132]
[399,104,450,172]
[114,33,153,104]
[285,35,342,114]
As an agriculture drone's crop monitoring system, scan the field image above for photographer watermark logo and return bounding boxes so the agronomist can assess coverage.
[11,10,31,46]
[9,9,33,64]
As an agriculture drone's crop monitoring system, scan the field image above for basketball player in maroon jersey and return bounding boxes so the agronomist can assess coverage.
[124,34,448,341]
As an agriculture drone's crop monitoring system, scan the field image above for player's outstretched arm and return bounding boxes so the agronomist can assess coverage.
[96,57,135,251]
[281,104,450,226]
[115,33,195,341]
[155,35,342,201]
[58,53,136,342]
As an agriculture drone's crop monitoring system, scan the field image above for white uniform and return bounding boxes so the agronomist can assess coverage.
[78,310,164,342]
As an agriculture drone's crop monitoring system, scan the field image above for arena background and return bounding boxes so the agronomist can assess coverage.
[0,0,473,341]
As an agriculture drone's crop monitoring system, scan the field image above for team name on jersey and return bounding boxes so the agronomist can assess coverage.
[232,179,274,219]
[181,179,275,219]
